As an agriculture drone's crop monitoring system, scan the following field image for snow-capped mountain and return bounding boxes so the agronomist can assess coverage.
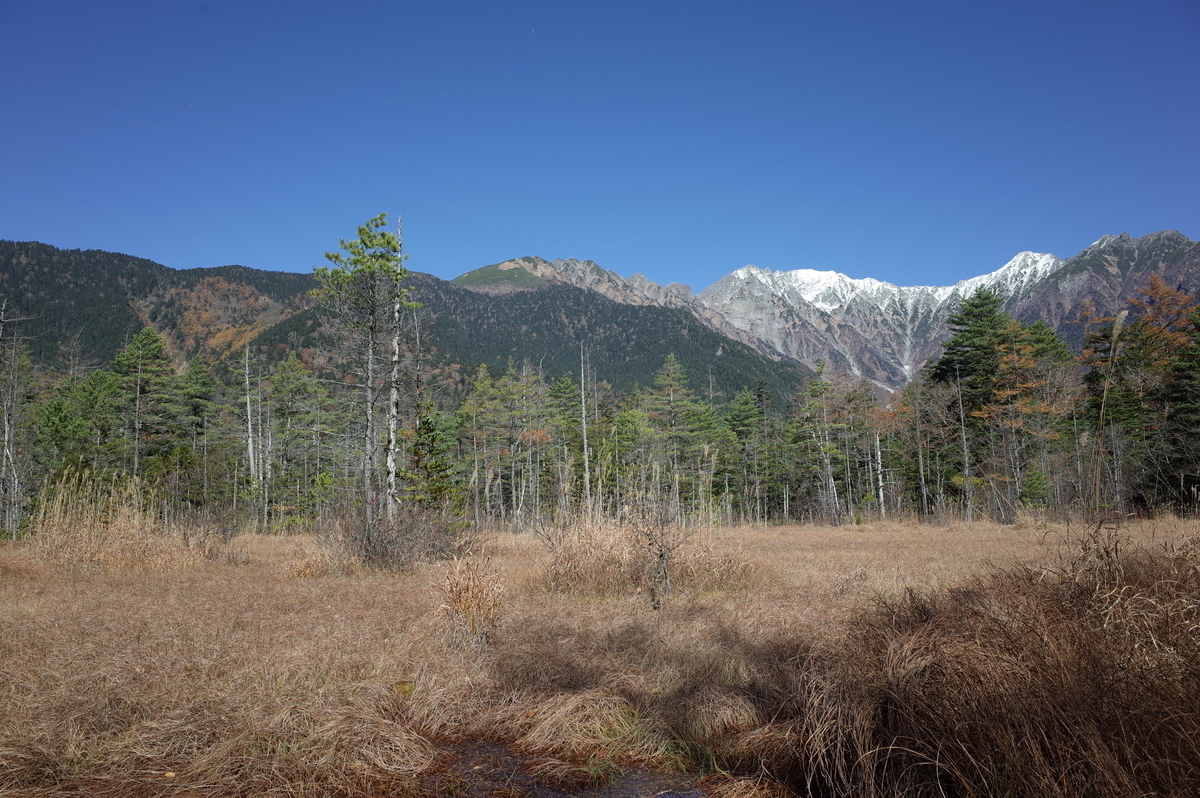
[454,231,1200,392]
[697,250,1067,387]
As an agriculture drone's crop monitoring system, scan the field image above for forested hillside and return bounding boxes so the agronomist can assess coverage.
[0,241,810,401]
[0,241,169,365]
[2,231,1200,545]
[0,241,314,366]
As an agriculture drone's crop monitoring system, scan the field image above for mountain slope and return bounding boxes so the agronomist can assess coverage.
[0,241,315,367]
[455,256,790,358]
[1007,231,1200,346]
[255,272,813,400]
[0,241,174,365]
[8,230,1193,397]
[0,241,812,401]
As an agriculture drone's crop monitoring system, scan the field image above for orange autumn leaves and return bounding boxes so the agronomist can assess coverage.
[177,276,295,360]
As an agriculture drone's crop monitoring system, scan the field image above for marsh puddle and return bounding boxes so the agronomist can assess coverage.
[431,741,709,798]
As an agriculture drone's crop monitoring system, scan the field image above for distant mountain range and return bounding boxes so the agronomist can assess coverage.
[454,230,1200,389]
[2,229,1194,399]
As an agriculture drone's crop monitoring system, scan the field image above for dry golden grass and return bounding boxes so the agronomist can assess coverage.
[28,471,238,571]
[440,556,505,648]
[1,516,1197,796]
[530,518,761,601]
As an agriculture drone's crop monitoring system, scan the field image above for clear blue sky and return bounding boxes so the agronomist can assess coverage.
[2,0,1197,291]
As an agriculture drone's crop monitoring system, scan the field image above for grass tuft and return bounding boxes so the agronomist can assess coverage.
[440,556,504,648]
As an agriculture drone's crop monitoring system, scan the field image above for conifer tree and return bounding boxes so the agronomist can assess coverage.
[1082,276,1198,510]
[36,369,124,476]
[924,288,1011,411]
[111,327,177,475]
[313,213,411,557]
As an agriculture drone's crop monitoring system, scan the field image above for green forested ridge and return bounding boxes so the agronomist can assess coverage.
[0,241,810,401]
[170,264,317,301]
[402,273,811,399]
[0,241,315,366]
[0,241,169,364]
[251,273,811,400]
[451,259,548,288]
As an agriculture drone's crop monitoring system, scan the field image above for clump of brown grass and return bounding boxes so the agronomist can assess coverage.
[708,529,1200,797]
[479,523,1200,796]
[440,556,504,648]
[28,470,231,571]
[533,519,759,599]
[534,519,643,596]
[285,528,363,578]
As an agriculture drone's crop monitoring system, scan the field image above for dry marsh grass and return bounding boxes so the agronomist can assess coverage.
[1,517,1198,796]
[28,471,237,571]
[532,519,761,599]
[440,556,505,648]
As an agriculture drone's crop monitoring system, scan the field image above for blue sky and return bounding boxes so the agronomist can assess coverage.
[2,0,1197,291]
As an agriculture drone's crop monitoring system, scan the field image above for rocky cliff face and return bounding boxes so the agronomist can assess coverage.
[1005,231,1200,346]
[697,251,1065,387]
[697,232,1199,389]
[456,256,785,358]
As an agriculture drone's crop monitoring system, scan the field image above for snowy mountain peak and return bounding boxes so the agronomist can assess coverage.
[696,248,1072,389]
[714,251,1063,316]
[947,251,1063,300]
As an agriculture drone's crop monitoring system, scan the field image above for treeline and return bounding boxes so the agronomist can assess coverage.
[1,251,1198,542]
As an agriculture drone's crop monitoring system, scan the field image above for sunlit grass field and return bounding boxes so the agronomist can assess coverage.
[2,512,1198,797]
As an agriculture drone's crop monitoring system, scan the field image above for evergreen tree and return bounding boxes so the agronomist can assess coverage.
[1082,276,1198,510]
[266,352,328,522]
[398,400,460,510]
[1025,319,1072,362]
[111,327,178,475]
[724,385,780,522]
[36,369,125,476]
[925,288,1011,411]
[641,354,721,519]
[312,213,410,554]
[1144,307,1200,509]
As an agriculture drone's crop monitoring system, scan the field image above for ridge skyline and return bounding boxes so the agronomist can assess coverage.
[456,230,1200,391]
[457,228,1189,301]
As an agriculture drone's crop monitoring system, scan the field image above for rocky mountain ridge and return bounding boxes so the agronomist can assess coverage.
[0,241,812,401]
[696,249,1070,386]
[456,230,1200,390]
[454,256,773,356]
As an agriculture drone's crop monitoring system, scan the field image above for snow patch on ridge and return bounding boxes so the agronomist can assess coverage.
[716,252,1063,314]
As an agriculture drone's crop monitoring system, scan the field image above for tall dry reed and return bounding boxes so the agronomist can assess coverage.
[440,556,504,648]
[28,470,229,570]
